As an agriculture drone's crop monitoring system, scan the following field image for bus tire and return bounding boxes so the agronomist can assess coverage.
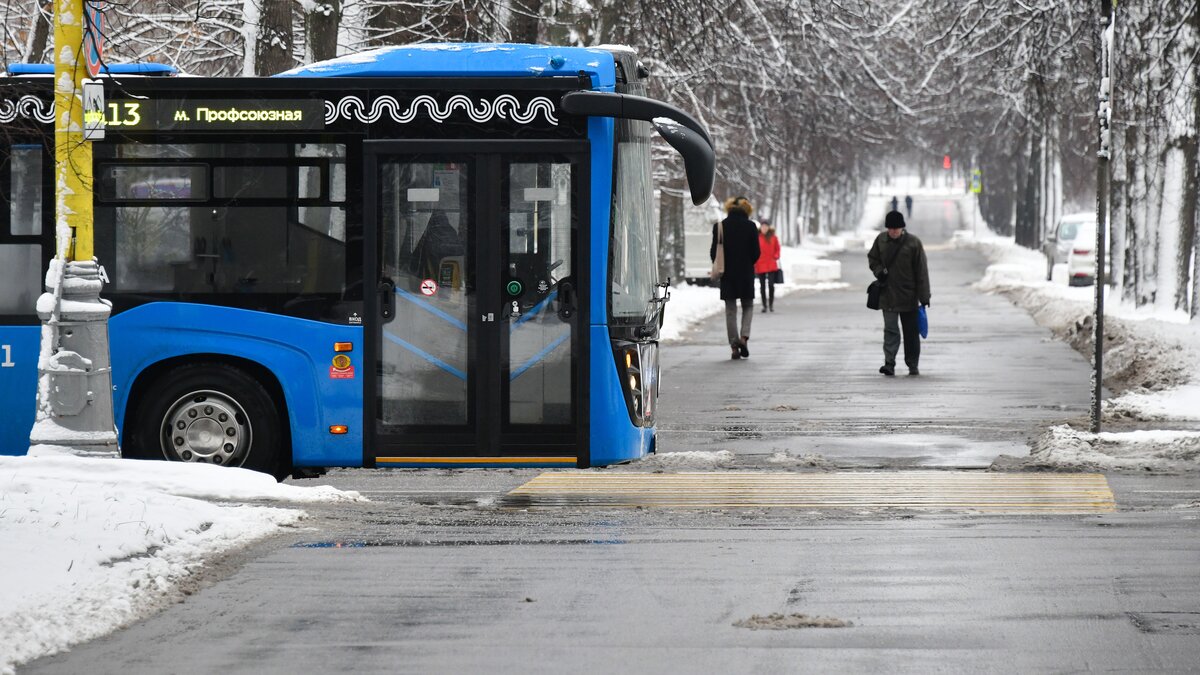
[125,363,288,480]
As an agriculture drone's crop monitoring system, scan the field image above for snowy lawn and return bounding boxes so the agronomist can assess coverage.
[0,450,363,674]
[959,228,1200,472]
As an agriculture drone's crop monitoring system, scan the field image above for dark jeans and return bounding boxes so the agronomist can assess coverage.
[757,273,775,309]
[883,309,920,369]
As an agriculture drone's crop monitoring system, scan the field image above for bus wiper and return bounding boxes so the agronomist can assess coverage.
[646,279,671,331]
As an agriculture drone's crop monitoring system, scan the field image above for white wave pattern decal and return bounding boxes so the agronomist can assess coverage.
[325,94,558,126]
[0,95,55,124]
[0,94,557,127]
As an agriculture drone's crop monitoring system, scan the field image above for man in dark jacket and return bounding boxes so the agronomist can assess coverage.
[711,196,760,359]
[867,211,931,376]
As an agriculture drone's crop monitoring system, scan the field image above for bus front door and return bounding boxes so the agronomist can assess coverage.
[364,141,587,467]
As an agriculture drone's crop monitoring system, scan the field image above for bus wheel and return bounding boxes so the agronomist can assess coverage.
[126,364,286,479]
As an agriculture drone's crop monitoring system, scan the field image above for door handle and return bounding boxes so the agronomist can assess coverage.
[557,280,575,320]
[378,279,395,320]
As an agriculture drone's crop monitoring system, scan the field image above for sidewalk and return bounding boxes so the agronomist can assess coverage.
[655,198,1093,469]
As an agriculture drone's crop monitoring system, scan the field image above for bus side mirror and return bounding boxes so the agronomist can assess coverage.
[561,90,715,206]
[651,119,714,207]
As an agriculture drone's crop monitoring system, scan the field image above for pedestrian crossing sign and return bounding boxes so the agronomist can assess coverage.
[971,169,982,194]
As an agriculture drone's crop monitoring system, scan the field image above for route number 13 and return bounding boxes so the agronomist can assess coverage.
[1,344,13,367]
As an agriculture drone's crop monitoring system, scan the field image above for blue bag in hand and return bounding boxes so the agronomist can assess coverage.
[918,306,928,339]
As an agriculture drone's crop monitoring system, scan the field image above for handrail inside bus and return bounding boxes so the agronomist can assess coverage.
[560,90,715,205]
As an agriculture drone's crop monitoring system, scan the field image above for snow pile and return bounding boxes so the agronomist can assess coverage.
[21,447,363,503]
[0,455,362,673]
[658,284,726,341]
[959,232,1200,472]
[1107,384,1200,422]
[766,451,831,469]
[636,450,735,469]
[1022,426,1200,472]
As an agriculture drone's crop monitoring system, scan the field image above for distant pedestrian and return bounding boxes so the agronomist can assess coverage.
[711,196,760,359]
[755,220,781,313]
[890,195,899,213]
[867,211,931,376]
[904,195,913,218]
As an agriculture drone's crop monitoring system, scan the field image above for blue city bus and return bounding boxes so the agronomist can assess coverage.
[0,45,714,477]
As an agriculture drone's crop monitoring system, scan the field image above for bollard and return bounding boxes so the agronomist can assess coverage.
[30,258,119,457]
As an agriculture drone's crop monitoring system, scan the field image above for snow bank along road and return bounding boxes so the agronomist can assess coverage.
[0,452,361,674]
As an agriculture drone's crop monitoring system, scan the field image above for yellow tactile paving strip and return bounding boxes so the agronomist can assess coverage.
[505,471,1117,513]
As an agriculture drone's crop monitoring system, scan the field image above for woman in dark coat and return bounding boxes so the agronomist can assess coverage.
[711,196,761,359]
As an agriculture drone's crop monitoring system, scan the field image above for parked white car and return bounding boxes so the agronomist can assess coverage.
[1066,220,1109,286]
[1043,212,1096,281]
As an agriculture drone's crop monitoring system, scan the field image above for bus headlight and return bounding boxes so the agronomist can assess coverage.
[611,340,657,427]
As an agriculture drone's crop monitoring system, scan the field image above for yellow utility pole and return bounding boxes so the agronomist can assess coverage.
[29,0,118,456]
[54,0,93,261]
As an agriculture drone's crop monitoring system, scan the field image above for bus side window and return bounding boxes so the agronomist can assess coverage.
[1,144,44,317]
[10,145,43,236]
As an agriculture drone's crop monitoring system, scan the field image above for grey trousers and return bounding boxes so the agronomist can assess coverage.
[725,298,754,346]
[883,309,920,368]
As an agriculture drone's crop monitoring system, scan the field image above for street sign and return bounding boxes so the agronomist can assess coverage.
[83,3,105,77]
[971,168,982,194]
[83,80,104,141]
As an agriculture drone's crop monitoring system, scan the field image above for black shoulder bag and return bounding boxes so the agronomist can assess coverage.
[866,236,904,310]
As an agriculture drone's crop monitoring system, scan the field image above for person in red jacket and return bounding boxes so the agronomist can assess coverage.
[754,220,782,312]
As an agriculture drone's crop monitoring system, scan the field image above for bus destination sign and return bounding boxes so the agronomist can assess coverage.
[91,99,326,132]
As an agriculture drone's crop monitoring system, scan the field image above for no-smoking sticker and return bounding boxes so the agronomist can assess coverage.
[419,279,437,296]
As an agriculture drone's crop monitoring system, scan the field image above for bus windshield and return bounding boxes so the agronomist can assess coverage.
[609,116,657,324]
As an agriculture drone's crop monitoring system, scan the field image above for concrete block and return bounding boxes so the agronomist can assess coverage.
[789,259,841,283]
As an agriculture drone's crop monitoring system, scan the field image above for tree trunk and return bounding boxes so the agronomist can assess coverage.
[1109,115,1128,298]
[1041,119,1062,245]
[1015,128,1042,249]
[306,0,341,63]
[508,0,542,43]
[25,0,52,63]
[811,187,821,237]
[1159,3,1198,313]
[1193,6,1200,319]
[255,0,294,76]
[1122,124,1140,304]
[367,3,422,46]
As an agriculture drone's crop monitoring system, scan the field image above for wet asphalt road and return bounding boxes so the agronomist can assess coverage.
[22,197,1200,674]
[22,471,1200,675]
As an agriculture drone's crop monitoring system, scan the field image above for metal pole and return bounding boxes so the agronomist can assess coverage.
[29,0,118,456]
[1091,1,1115,434]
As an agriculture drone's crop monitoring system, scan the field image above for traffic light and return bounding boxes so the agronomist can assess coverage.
[943,155,952,170]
